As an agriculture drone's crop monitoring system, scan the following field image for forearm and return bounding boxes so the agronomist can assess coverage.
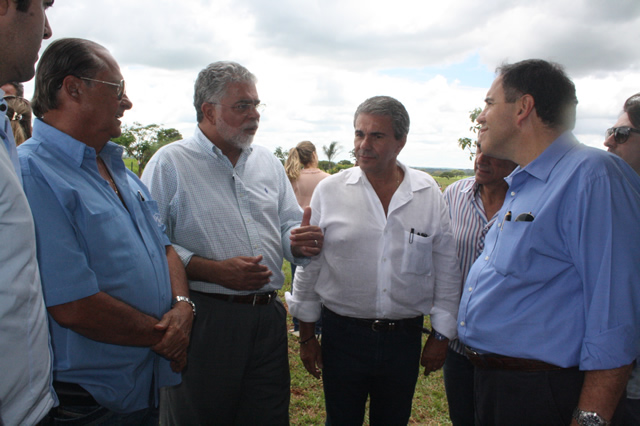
[573,364,633,423]
[299,320,317,342]
[48,292,163,347]
[166,245,190,298]
[185,255,218,283]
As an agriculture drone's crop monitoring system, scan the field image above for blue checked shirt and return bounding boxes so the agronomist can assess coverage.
[142,126,307,295]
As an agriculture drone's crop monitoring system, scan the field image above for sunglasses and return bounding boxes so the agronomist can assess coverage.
[80,77,126,100]
[605,126,640,144]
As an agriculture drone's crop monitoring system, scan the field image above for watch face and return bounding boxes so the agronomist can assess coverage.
[575,411,608,426]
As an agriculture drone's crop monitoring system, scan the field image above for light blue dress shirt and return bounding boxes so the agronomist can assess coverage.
[0,96,56,425]
[458,133,640,370]
[18,119,180,413]
[141,126,306,295]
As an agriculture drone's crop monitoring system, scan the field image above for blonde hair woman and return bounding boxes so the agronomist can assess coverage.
[284,141,329,208]
[284,141,329,334]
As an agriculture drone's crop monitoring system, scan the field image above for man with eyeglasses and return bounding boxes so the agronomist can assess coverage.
[604,93,640,425]
[142,61,323,424]
[0,0,56,424]
[18,38,194,423]
[457,59,640,425]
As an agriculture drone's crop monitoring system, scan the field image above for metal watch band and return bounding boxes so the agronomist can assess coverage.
[173,296,196,317]
[572,408,610,426]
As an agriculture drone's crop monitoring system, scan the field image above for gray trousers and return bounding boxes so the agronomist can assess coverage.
[159,291,290,425]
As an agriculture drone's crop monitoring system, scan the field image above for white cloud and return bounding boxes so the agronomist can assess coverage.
[27,0,640,168]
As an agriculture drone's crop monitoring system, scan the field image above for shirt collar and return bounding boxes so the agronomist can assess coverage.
[507,131,578,185]
[32,118,124,167]
[193,125,254,162]
[346,161,431,193]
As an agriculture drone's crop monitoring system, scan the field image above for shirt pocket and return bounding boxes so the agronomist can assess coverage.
[400,231,433,276]
[492,221,533,276]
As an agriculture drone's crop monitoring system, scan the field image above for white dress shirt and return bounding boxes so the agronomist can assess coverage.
[286,162,461,339]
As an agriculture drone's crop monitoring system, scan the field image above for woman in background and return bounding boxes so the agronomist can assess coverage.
[285,141,330,208]
[285,141,329,334]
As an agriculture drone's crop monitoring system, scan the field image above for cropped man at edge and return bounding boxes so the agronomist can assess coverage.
[142,61,323,425]
[18,38,193,423]
[457,59,640,425]
[442,141,516,425]
[603,92,640,425]
[0,0,56,424]
[287,96,461,425]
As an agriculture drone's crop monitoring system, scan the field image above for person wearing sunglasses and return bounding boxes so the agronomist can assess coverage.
[604,93,640,426]
[604,93,640,175]
[18,38,194,423]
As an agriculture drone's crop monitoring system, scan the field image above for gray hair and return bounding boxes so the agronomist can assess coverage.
[353,96,410,140]
[193,61,257,123]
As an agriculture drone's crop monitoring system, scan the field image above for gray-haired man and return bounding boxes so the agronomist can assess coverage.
[142,61,323,424]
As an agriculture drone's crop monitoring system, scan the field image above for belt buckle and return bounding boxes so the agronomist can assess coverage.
[371,320,394,331]
[252,292,273,306]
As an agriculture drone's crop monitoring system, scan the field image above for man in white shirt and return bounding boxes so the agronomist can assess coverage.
[287,96,461,425]
[0,1,56,424]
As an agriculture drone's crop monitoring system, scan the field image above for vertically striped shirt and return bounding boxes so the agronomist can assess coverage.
[443,177,498,354]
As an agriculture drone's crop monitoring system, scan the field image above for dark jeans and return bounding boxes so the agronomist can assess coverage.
[40,406,157,425]
[160,292,290,425]
[443,348,475,426]
[321,308,423,426]
[474,366,584,425]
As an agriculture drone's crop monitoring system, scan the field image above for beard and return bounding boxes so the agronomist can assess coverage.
[216,115,257,149]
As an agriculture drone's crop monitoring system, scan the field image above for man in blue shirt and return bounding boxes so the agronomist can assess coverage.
[19,38,194,423]
[457,59,640,425]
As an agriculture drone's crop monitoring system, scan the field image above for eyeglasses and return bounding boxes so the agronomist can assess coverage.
[80,77,126,100]
[211,102,266,115]
[605,126,640,144]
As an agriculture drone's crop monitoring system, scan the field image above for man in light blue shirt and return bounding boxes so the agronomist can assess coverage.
[457,59,640,425]
[142,61,323,424]
[19,38,194,422]
[0,1,57,424]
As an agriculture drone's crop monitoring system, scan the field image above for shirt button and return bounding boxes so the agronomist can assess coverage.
[511,191,516,196]
[485,256,489,260]
[460,321,465,327]
[468,287,473,292]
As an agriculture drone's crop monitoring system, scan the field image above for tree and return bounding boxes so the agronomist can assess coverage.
[322,141,342,167]
[112,122,182,175]
[273,146,288,164]
[457,107,482,160]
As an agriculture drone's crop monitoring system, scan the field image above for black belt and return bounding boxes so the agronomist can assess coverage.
[193,290,277,305]
[465,347,567,371]
[53,381,98,407]
[323,306,422,332]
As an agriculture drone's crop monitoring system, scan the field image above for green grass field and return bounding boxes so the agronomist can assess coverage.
[279,263,452,425]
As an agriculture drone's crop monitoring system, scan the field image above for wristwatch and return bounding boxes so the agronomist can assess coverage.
[172,296,196,317]
[431,329,447,341]
[572,408,610,426]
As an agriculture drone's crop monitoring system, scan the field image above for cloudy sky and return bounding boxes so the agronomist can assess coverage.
[27,0,640,168]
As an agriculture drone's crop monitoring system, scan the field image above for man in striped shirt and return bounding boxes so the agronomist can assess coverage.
[442,143,516,425]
